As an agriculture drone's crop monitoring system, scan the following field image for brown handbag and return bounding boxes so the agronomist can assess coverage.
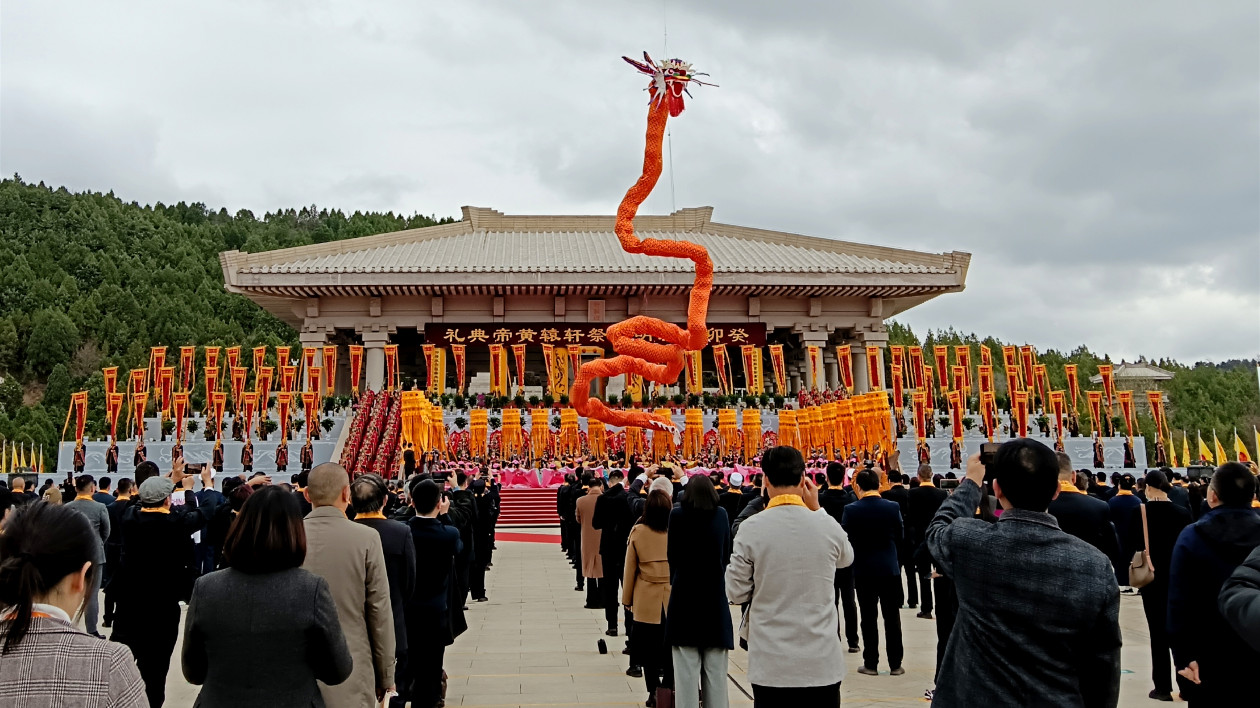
[1129,503,1155,588]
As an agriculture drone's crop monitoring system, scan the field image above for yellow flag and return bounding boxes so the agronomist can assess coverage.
[1214,432,1228,467]
[1197,432,1214,465]
[18,443,25,469]
[1235,431,1252,463]
[1182,432,1192,469]
[1168,434,1179,468]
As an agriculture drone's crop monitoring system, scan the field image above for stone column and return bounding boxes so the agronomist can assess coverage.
[825,359,840,390]
[361,330,390,392]
[852,345,870,394]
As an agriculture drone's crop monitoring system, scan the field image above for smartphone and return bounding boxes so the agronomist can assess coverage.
[186,463,205,474]
[979,443,1000,466]
[941,478,961,490]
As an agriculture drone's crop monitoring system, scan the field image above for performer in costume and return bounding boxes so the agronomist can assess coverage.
[133,439,147,467]
[231,416,243,441]
[275,441,289,473]
[895,413,907,438]
[170,442,183,464]
[300,439,314,473]
[1154,439,1168,468]
[1054,437,1065,453]
[1092,433,1105,469]
[241,439,254,474]
[212,439,224,474]
[105,442,119,474]
[72,441,86,474]
[948,439,962,469]
[1122,439,1136,469]
[918,441,931,465]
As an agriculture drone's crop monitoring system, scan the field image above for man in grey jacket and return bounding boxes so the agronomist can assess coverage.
[726,446,854,707]
[303,463,396,707]
[927,439,1121,708]
[63,473,110,638]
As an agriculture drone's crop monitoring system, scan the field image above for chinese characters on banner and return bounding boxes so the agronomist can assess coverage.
[423,322,766,347]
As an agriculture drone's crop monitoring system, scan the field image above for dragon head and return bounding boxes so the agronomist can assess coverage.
[623,51,715,117]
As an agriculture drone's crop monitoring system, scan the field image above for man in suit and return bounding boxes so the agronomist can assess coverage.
[102,477,133,628]
[1165,469,1191,515]
[819,461,859,653]
[726,446,854,706]
[446,472,479,611]
[406,478,463,708]
[882,472,915,610]
[906,464,948,620]
[93,476,115,505]
[1048,453,1121,571]
[842,467,906,676]
[63,474,111,638]
[470,475,499,602]
[351,473,416,708]
[1108,473,1143,587]
[926,439,1121,707]
[592,469,635,638]
[302,463,395,708]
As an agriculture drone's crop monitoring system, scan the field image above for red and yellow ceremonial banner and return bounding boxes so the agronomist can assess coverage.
[1034,364,1050,409]
[1064,364,1080,410]
[1086,390,1103,434]
[807,345,822,390]
[741,345,759,394]
[977,365,994,394]
[225,346,241,373]
[908,346,924,390]
[210,392,226,438]
[322,346,338,396]
[541,344,555,395]
[158,367,175,415]
[1118,391,1135,440]
[684,350,703,395]
[307,366,322,397]
[241,392,258,438]
[955,346,972,395]
[302,347,317,375]
[132,391,148,439]
[256,367,273,403]
[980,391,997,442]
[385,344,399,392]
[979,345,992,368]
[230,367,247,410]
[452,345,468,395]
[1005,368,1021,408]
[768,345,786,394]
[934,346,950,391]
[106,392,125,441]
[204,367,219,404]
[422,344,436,391]
[912,391,928,441]
[280,365,297,393]
[923,365,935,409]
[890,345,905,373]
[1001,345,1017,370]
[103,366,119,397]
[511,344,527,396]
[713,344,732,395]
[551,348,569,397]
[301,392,318,441]
[890,364,904,408]
[348,345,364,395]
[568,347,582,394]
[130,368,148,395]
[204,346,221,373]
[252,346,267,373]
[951,365,966,397]
[489,344,507,396]
[276,393,292,443]
[836,345,854,392]
[179,346,196,392]
[276,346,291,366]
[1146,392,1166,437]
[1014,390,1030,437]
[1097,364,1115,411]
[63,391,88,444]
[172,392,189,442]
[866,345,881,390]
[1050,391,1066,441]
[1019,347,1036,398]
[149,346,167,392]
[947,390,963,441]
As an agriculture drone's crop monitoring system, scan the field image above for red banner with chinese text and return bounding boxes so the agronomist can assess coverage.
[1005,368,1021,408]
[807,346,822,390]
[385,345,399,391]
[149,346,166,393]
[923,365,935,410]
[977,365,994,394]
[276,346,290,367]
[276,392,292,443]
[768,345,786,394]
[204,346,221,373]
[1097,364,1115,411]
[421,344,435,391]
[452,345,466,395]
[1014,390,1030,438]
[866,345,881,390]
[1065,364,1080,411]
[280,365,297,393]
[741,345,759,394]
[252,346,267,374]
[948,390,963,441]
[1086,390,1103,435]
[685,350,703,395]
[173,392,189,442]
[981,392,997,441]
[158,367,175,415]
[231,367,247,410]
[210,392,226,439]
[307,367,322,397]
[1050,391,1066,441]
[106,392,125,441]
[241,393,258,439]
[103,366,119,397]
[489,344,507,396]
[891,364,904,409]
[226,346,241,373]
[255,367,273,402]
[713,344,732,395]
[1019,347,1036,398]
[511,344,527,396]
[1033,364,1049,409]
[541,344,555,395]
[302,392,317,441]
[836,345,854,392]
[908,346,924,390]
[1118,390,1135,440]
[322,346,338,396]
[1146,391,1166,437]
[934,346,950,391]
[955,346,972,395]
[912,392,927,441]
[347,345,363,395]
[979,345,992,368]
[132,391,148,439]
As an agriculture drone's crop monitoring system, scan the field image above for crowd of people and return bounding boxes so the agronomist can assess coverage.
[0,438,1257,707]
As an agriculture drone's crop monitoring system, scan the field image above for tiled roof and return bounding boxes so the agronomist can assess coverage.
[241,229,953,276]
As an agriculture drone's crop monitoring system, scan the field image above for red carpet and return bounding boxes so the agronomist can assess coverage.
[496,532,562,544]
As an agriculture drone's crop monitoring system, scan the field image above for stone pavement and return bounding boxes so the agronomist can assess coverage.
[140,529,1167,706]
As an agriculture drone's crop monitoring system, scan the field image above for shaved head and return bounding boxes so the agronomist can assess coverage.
[307,463,349,507]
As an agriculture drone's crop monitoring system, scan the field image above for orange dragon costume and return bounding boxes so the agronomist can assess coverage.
[571,52,715,433]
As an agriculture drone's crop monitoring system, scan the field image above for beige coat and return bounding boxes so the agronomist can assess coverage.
[575,486,603,578]
[622,523,671,624]
[302,506,395,707]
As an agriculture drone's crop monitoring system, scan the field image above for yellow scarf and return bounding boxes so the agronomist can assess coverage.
[140,507,170,514]
[356,511,387,520]
[1058,481,1083,494]
[767,494,807,509]
[1115,490,1133,496]
[74,495,94,502]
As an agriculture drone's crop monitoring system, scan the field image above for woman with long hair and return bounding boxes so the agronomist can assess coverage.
[181,485,352,707]
[623,489,674,706]
[0,502,146,706]
[667,473,733,708]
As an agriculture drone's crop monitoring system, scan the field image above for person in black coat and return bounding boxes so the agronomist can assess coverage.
[181,486,352,708]
[102,477,134,629]
[1048,456,1121,568]
[841,468,906,675]
[351,474,417,708]
[718,471,745,524]
[906,464,948,619]
[1108,474,1143,586]
[882,472,915,609]
[470,476,499,602]
[819,462,859,653]
[665,475,733,706]
[446,472,479,611]
[1165,470,1191,514]
[1220,545,1260,652]
[405,479,463,708]
[592,469,636,637]
[1126,470,1192,701]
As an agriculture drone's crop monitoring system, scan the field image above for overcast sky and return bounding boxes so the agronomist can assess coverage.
[3,1,1257,364]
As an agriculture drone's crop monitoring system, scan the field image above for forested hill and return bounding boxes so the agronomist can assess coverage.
[0,177,452,450]
[0,177,1255,461]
